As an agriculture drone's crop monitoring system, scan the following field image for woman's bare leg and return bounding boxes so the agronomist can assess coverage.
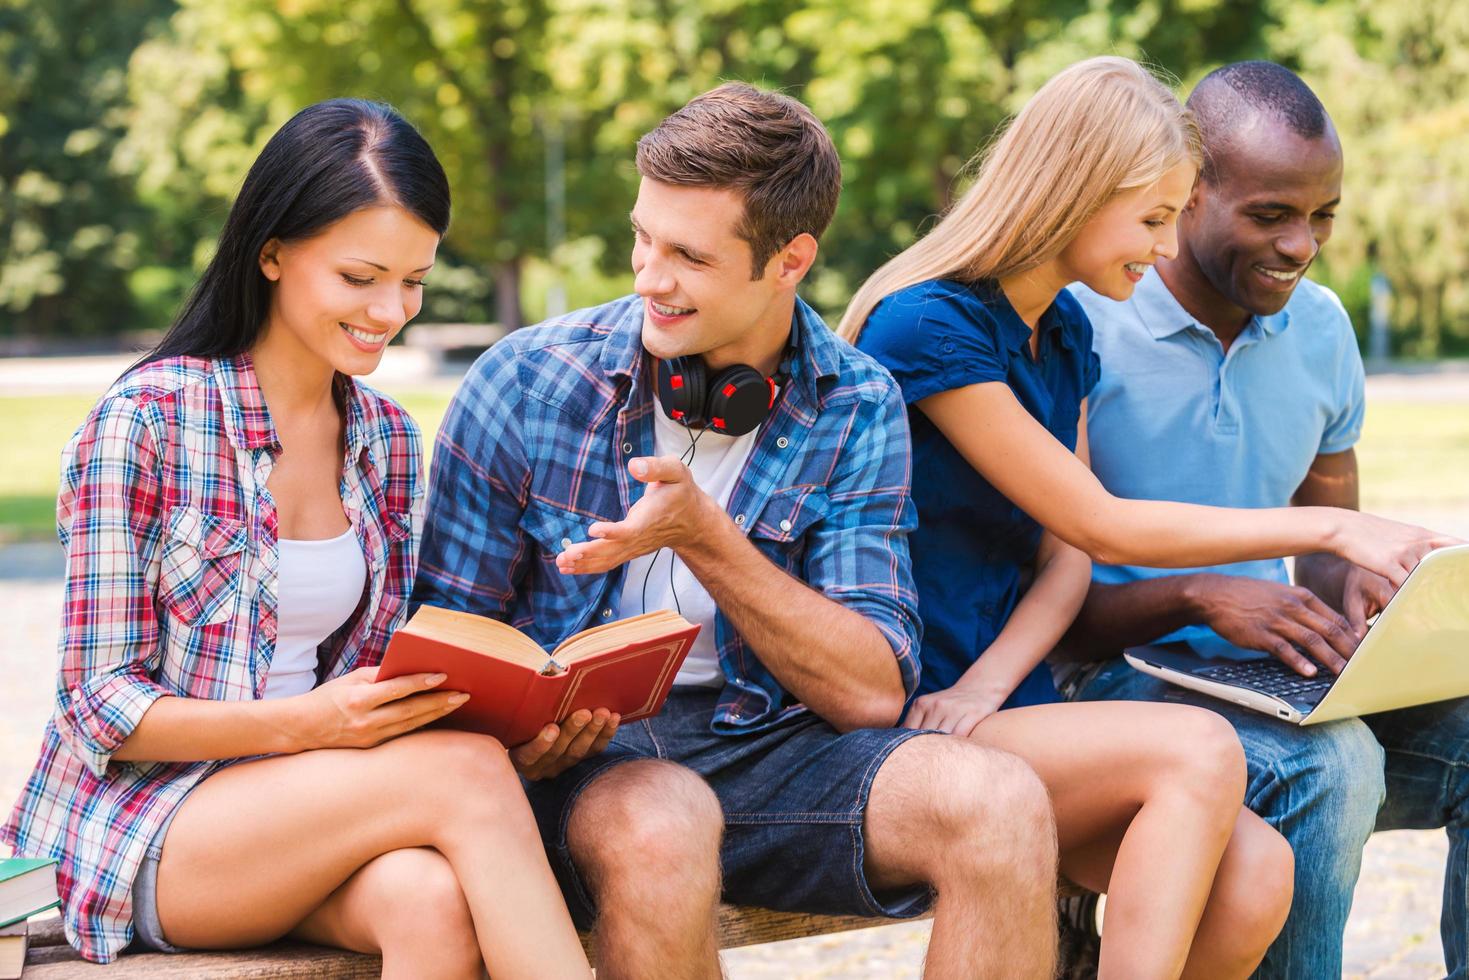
[1064,806,1293,978]
[967,700,1257,979]
[154,729,589,979]
[291,848,484,980]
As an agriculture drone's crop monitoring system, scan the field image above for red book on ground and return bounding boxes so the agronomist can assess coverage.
[379,605,698,747]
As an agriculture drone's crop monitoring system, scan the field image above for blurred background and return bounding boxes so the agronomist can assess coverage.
[2,0,1466,349]
[1,3,1467,974]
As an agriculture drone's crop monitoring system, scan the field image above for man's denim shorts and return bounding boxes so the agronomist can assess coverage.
[522,688,935,928]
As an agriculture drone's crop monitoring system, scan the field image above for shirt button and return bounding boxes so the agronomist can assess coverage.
[734,514,746,526]
[779,519,793,532]
[561,537,573,550]
[776,436,789,449]
[602,609,614,619]
[622,441,634,454]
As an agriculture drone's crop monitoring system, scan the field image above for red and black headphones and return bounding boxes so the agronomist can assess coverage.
[655,333,798,437]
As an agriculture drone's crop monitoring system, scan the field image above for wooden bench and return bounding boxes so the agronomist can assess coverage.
[22,906,936,976]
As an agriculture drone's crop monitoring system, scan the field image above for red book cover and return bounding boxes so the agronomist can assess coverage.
[379,606,698,747]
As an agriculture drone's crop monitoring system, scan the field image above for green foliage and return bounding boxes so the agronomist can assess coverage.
[1268,0,1469,356]
[0,0,1465,350]
[0,0,174,336]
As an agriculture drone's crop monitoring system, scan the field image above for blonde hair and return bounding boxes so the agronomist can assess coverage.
[837,56,1203,342]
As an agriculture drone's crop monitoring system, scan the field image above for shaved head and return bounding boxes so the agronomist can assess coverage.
[1160,61,1345,333]
[1189,61,1333,183]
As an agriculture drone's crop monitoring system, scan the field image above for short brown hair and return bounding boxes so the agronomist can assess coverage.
[636,82,841,279]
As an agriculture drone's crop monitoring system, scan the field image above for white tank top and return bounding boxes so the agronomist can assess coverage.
[262,528,368,700]
[616,399,760,688]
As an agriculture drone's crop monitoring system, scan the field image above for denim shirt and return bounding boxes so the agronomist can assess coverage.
[858,279,1100,707]
[413,295,922,733]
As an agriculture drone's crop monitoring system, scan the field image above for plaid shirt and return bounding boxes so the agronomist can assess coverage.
[414,295,921,732]
[0,354,422,963]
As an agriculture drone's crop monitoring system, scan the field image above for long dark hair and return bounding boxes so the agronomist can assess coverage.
[141,98,450,365]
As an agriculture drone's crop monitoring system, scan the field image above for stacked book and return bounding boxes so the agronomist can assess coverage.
[0,858,60,980]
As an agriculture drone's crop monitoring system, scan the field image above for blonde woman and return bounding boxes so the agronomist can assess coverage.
[841,57,1452,978]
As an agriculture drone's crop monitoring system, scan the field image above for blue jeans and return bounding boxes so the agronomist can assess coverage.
[1076,659,1469,979]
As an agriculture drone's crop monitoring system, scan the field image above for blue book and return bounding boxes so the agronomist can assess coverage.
[0,858,59,929]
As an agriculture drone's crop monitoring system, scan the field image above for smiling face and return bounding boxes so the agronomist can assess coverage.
[1056,158,1198,301]
[257,205,440,376]
[1180,118,1343,318]
[630,177,815,375]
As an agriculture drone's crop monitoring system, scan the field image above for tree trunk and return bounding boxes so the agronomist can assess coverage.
[495,257,523,331]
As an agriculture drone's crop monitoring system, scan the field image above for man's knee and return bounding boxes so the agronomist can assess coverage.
[1249,718,1385,836]
[568,761,723,894]
[873,736,1056,883]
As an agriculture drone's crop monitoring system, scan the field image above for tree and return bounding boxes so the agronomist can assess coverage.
[1268,0,1469,354]
[0,0,174,338]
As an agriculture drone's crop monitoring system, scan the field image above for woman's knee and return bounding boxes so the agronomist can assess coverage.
[1217,815,1295,945]
[366,849,481,969]
[384,730,523,810]
[1152,707,1247,812]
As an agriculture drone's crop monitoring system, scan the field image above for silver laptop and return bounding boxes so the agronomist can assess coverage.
[1125,544,1469,725]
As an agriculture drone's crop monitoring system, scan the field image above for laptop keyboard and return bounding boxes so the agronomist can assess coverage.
[1195,659,1335,704]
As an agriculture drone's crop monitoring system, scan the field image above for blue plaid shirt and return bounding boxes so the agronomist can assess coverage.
[413,295,921,733]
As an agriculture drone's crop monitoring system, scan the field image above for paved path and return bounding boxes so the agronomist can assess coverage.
[0,555,1454,977]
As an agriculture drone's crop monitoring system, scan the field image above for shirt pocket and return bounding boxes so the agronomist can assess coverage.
[747,486,829,570]
[520,500,610,554]
[157,504,249,627]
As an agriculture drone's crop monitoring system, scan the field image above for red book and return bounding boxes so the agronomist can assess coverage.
[379,605,698,747]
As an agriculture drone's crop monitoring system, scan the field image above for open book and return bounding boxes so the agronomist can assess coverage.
[379,605,699,747]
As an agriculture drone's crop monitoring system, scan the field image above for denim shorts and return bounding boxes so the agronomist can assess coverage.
[130,804,186,953]
[523,688,934,928]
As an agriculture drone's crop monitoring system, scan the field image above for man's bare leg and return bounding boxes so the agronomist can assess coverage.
[566,759,724,980]
[864,734,1059,979]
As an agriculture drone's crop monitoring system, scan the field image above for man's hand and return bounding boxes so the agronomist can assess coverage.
[556,456,718,575]
[903,684,1007,738]
[1195,574,1359,676]
[1341,565,1394,636]
[509,708,620,781]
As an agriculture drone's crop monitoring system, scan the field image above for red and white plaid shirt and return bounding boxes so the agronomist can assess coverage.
[1,354,422,962]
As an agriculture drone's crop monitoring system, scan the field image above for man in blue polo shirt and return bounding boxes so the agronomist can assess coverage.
[1059,62,1469,977]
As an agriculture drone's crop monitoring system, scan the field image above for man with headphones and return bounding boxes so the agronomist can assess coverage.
[414,84,1062,979]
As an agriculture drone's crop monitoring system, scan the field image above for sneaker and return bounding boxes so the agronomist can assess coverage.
[1056,890,1102,980]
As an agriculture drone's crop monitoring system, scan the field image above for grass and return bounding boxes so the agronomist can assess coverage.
[0,389,454,544]
[3,391,1467,543]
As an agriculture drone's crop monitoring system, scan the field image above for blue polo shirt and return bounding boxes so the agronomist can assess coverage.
[1069,267,1365,652]
[858,278,1100,705]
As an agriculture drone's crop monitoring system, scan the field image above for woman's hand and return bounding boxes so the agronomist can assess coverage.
[291,666,468,751]
[904,684,1008,738]
[1329,512,1462,589]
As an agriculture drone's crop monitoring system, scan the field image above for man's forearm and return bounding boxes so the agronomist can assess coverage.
[677,502,906,731]
[1055,575,1212,663]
